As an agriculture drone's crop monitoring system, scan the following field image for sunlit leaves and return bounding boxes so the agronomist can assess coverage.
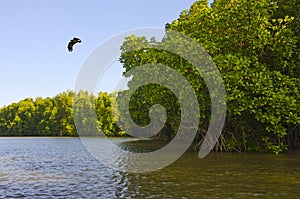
[119,0,299,153]
[0,91,122,137]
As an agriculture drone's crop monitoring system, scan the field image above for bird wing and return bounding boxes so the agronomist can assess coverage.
[67,40,75,51]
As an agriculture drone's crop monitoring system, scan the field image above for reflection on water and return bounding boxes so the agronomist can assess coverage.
[0,137,299,198]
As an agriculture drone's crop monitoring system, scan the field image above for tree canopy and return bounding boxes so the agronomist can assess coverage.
[118,0,299,153]
[0,91,122,137]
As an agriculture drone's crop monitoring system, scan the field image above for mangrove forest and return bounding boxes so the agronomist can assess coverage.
[0,0,299,154]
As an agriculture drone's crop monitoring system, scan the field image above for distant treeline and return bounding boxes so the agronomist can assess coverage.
[0,91,123,137]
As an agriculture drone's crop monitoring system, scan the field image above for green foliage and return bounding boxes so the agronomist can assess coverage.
[0,91,122,137]
[118,0,299,153]
[117,84,181,140]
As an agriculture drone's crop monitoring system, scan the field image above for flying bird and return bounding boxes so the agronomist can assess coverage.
[68,37,81,52]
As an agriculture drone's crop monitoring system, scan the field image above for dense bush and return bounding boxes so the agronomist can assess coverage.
[118,0,299,153]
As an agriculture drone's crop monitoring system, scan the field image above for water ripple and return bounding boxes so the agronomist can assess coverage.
[0,138,299,198]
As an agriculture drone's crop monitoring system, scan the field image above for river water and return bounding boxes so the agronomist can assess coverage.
[0,137,299,198]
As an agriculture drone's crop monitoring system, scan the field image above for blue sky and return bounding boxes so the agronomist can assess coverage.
[0,0,212,107]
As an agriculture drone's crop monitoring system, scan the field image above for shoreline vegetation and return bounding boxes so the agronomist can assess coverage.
[0,0,299,154]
